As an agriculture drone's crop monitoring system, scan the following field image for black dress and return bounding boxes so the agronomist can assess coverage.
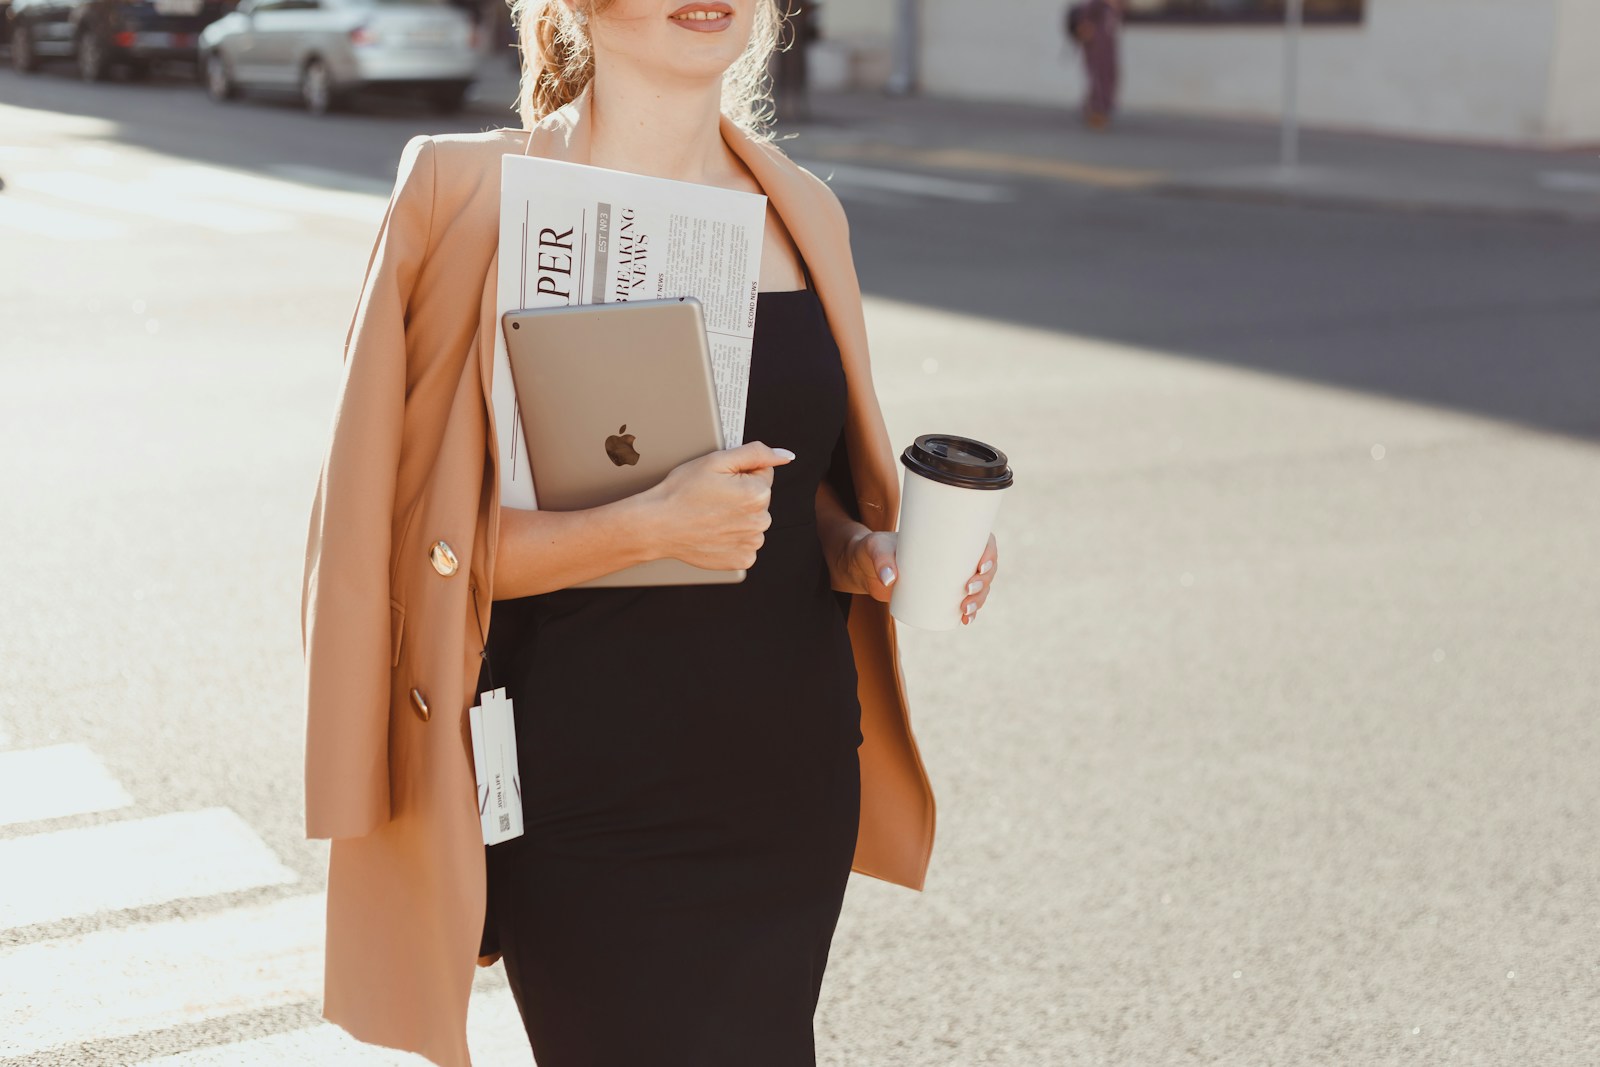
[480,278,865,1067]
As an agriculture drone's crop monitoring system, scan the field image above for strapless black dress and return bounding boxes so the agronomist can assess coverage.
[480,280,864,1067]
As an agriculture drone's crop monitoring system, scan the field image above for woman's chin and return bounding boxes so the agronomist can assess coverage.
[647,52,747,86]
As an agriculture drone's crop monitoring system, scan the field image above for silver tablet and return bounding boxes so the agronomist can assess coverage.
[501,297,746,588]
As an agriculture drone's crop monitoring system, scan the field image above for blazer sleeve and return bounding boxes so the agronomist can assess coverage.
[301,135,436,841]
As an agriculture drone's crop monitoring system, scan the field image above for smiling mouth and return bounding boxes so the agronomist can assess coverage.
[668,5,732,27]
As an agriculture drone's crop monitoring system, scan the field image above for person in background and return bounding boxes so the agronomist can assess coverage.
[1065,0,1122,129]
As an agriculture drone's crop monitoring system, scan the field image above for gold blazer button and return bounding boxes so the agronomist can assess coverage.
[410,688,430,722]
[428,540,459,577]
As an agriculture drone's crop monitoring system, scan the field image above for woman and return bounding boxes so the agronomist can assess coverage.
[301,1,1000,1064]
[1067,0,1121,129]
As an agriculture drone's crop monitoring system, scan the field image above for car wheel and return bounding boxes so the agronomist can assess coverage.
[205,51,238,101]
[11,25,41,74]
[76,30,110,83]
[300,58,336,116]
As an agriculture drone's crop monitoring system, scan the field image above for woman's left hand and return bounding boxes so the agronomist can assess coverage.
[839,529,900,603]
[840,529,1001,626]
[959,533,999,626]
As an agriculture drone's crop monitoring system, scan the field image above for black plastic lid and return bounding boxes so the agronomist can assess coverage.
[900,434,1014,491]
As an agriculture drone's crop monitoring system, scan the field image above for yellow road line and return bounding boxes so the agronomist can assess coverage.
[810,142,1164,190]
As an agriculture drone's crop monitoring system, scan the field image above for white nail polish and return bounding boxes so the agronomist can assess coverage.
[967,579,983,595]
[964,601,977,616]
[980,559,994,575]
[880,566,896,587]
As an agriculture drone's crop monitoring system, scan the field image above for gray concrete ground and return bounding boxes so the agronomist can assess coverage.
[1,62,1597,1066]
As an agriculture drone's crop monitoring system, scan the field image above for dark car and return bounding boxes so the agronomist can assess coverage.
[9,0,233,81]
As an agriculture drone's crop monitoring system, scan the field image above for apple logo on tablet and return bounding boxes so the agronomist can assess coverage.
[605,424,640,467]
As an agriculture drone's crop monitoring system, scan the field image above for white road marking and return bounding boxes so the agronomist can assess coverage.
[0,894,324,1059]
[127,987,535,1066]
[8,171,295,234]
[464,987,537,1067]
[0,196,135,241]
[266,163,396,199]
[1,161,385,239]
[0,807,298,930]
[1539,170,1600,194]
[0,744,133,828]
[796,160,1014,203]
[129,1025,418,1065]
[152,164,388,225]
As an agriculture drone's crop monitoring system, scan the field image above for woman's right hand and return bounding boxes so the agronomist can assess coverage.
[639,441,795,571]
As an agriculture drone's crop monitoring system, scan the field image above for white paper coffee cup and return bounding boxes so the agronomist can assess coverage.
[890,434,1014,631]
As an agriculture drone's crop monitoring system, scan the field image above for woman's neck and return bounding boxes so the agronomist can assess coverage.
[585,69,737,186]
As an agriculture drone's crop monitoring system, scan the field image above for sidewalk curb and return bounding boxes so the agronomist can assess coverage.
[1153,176,1600,225]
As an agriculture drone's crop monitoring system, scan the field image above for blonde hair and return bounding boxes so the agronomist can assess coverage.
[511,0,786,142]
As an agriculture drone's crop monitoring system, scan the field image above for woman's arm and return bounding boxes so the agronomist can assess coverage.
[816,479,1001,624]
[492,440,795,601]
[492,496,659,601]
[816,478,893,599]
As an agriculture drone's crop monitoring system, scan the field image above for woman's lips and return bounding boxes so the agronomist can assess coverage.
[668,3,732,31]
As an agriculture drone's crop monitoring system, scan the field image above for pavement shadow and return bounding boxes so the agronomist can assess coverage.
[832,175,1600,443]
[0,66,512,199]
[4,72,1595,441]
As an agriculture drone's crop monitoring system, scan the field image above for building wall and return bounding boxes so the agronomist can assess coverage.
[917,0,1590,144]
[810,0,895,89]
[1545,0,1600,142]
[814,0,891,42]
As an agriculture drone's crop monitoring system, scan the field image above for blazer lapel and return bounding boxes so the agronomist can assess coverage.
[717,117,900,532]
[475,86,901,536]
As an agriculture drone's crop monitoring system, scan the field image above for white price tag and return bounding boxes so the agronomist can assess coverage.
[469,687,523,845]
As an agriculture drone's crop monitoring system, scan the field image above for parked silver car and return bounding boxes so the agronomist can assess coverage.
[198,0,477,115]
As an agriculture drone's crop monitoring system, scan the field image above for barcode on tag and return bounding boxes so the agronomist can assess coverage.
[469,687,525,845]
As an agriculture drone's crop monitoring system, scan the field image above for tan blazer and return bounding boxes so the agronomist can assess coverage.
[301,85,935,1067]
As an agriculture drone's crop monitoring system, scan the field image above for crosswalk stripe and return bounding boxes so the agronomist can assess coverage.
[129,1025,418,1065]
[152,164,388,224]
[127,988,536,1066]
[266,163,395,198]
[0,743,134,828]
[0,894,324,1059]
[3,889,535,1066]
[0,807,298,930]
[0,196,135,241]
[465,987,537,1067]
[794,159,1015,203]
[7,172,295,234]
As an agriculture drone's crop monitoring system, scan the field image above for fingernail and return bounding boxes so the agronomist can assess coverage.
[964,601,977,616]
[980,560,994,575]
[774,448,796,461]
[880,566,896,587]
[967,579,983,595]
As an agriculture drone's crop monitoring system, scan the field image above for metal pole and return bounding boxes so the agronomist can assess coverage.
[888,0,918,96]
[1281,0,1303,170]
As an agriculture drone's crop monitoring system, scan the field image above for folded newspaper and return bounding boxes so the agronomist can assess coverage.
[494,155,768,510]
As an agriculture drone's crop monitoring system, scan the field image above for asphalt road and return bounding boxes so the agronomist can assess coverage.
[2,68,1597,1066]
